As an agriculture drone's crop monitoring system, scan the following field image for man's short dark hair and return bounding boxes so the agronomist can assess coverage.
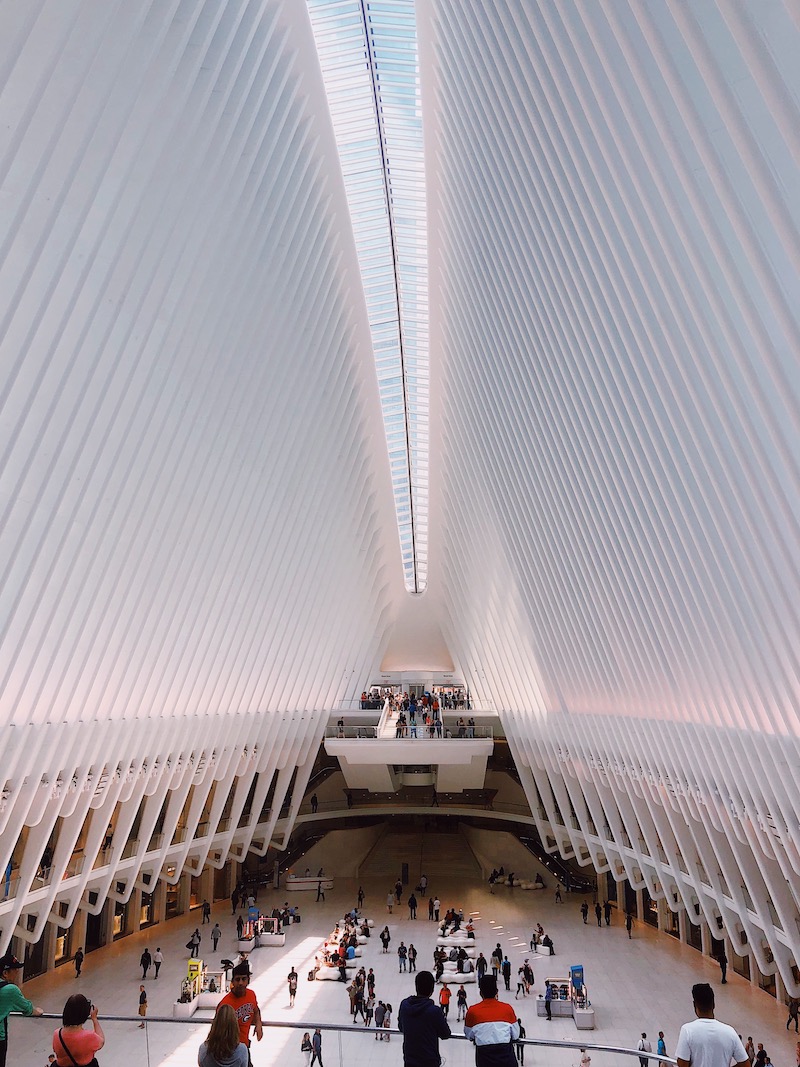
[479,975,498,999]
[232,962,251,979]
[692,983,714,1012]
[415,971,435,997]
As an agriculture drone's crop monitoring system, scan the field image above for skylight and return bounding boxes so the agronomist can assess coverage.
[307,0,429,594]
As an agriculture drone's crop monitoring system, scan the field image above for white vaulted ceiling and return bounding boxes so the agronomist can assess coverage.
[1,0,799,987]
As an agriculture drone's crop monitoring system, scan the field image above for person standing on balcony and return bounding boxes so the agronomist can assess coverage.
[398,971,451,1067]
[675,983,748,1067]
[464,976,519,1067]
[0,953,44,1067]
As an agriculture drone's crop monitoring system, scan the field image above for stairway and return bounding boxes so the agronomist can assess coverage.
[359,828,481,886]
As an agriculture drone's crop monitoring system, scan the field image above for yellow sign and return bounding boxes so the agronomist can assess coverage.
[187,959,203,982]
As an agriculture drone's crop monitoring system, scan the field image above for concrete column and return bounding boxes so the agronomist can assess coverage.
[127,887,142,934]
[635,888,644,920]
[71,909,88,956]
[677,908,687,943]
[700,920,711,956]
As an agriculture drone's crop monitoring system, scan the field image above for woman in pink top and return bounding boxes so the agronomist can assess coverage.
[53,994,104,1066]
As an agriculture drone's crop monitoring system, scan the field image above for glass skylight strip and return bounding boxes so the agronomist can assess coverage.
[307,0,429,593]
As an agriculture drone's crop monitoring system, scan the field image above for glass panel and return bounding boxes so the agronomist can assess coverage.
[308,0,428,592]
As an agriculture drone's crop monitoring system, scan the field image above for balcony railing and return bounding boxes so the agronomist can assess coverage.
[325,725,493,740]
[20,1012,677,1067]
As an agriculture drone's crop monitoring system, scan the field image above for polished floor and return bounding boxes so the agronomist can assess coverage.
[12,833,793,1067]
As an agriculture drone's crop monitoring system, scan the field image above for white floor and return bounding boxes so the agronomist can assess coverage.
[12,834,793,1067]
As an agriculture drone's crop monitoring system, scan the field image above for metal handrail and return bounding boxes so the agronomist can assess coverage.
[21,1012,678,1061]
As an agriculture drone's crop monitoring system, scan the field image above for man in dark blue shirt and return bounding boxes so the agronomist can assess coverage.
[398,971,451,1067]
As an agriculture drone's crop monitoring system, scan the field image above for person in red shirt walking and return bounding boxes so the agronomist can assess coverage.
[438,983,452,1017]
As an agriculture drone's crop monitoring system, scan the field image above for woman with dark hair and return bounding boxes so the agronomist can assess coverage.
[52,994,104,1066]
[199,1004,248,1067]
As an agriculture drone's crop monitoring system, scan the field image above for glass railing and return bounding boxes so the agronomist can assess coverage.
[325,726,493,740]
[21,1013,677,1067]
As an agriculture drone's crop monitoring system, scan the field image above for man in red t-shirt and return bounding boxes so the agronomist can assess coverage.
[219,964,262,1064]
[438,983,452,1017]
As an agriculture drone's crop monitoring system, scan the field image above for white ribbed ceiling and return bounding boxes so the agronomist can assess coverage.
[1,0,799,987]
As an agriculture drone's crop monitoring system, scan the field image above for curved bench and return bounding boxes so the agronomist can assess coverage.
[438,972,477,984]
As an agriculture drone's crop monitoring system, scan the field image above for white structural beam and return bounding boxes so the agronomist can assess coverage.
[420,0,800,991]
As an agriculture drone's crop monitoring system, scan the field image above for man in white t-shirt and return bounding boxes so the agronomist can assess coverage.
[675,984,749,1067]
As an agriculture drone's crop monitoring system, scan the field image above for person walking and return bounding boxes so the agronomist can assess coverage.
[398,970,451,1067]
[555,886,562,904]
[383,1003,393,1041]
[523,960,534,992]
[211,923,222,951]
[381,927,391,953]
[408,893,418,920]
[428,898,435,921]
[140,947,152,979]
[717,948,728,984]
[788,997,800,1032]
[365,993,375,1028]
[52,994,104,1067]
[658,1032,667,1058]
[544,980,553,1021]
[581,901,589,924]
[398,942,408,972]
[515,968,526,999]
[675,983,748,1067]
[387,892,395,914]
[464,976,520,1067]
[744,1038,755,1064]
[501,956,512,991]
[137,985,147,1027]
[595,903,602,927]
[288,967,298,1007]
[73,948,83,978]
[236,915,244,940]
[408,944,418,972]
[231,890,239,914]
[433,898,441,922]
[476,953,488,980]
[375,1001,386,1041]
[439,983,451,1017]
[626,913,633,938]
[310,1028,323,1067]
[316,880,325,902]
[310,794,318,814]
[457,985,468,1021]
[301,1032,313,1067]
[153,948,163,979]
[189,929,201,958]
[202,900,212,924]
[358,886,365,908]
[516,1019,526,1064]
[0,953,44,1067]
[638,1033,652,1067]
[604,900,612,926]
